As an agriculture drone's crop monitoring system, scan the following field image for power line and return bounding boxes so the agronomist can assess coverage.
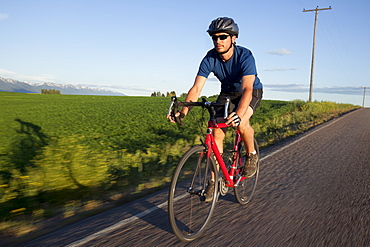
[295,0,306,9]
[327,9,362,86]
[303,6,332,102]
[317,14,355,85]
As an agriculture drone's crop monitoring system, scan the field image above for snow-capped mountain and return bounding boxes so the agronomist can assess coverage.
[0,77,126,96]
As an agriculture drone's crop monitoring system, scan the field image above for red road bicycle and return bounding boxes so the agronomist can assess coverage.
[167,96,260,241]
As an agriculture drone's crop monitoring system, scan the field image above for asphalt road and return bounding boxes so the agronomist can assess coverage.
[20,108,369,247]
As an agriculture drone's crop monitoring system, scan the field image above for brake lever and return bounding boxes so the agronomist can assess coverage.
[167,96,184,125]
[224,97,230,119]
[167,96,176,116]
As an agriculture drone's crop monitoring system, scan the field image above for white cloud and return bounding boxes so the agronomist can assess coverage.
[264,83,364,95]
[0,68,16,76]
[103,85,154,92]
[80,83,155,93]
[267,48,292,56]
[263,68,298,72]
[0,68,57,82]
[264,83,306,91]
[0,68,155,94]
[0,13,9,20]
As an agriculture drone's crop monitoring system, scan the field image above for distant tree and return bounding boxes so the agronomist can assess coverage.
[41,89,61,94]
[166,91,176,97]
[180,92,187,97]
[151,91,167,97]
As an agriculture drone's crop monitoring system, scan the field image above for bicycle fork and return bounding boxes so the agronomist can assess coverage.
[187,151,210,200]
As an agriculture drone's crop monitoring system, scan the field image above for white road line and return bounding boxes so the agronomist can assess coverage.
[67,110,355,246]
[66,201,168,247]
[66,193,189,246]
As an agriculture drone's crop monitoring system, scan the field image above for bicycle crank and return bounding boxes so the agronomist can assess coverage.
[218,178,229,196]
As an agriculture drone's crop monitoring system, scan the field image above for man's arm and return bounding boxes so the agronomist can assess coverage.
[181,75,207,116]
[167,75,207,123]
[236,74,255,118]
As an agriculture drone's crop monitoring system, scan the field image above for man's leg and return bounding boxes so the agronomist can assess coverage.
[213,126,226,154]
[238,106,255,153]
[238,106,258,177]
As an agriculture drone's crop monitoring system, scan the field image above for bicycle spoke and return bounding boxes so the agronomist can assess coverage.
[168,145,218,241]
[234,138,259,205]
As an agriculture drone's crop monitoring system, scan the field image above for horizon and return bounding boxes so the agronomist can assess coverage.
[0,75,367,106]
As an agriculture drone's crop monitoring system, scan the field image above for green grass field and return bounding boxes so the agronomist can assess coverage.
[0,91,360,238]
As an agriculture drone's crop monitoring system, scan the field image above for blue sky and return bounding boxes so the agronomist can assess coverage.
[1,0,369,106]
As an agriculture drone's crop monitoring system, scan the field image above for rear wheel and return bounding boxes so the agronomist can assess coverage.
[234,138,259,205]
[168,145,218,241]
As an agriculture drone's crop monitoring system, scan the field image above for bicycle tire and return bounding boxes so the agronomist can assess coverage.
[168,145,218,241]
[234,138,260,205]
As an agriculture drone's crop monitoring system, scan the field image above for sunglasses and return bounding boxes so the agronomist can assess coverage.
[211,34,230,41]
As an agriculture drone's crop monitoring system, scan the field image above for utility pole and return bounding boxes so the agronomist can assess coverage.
[363,87,367,108]
[303,6,332,102]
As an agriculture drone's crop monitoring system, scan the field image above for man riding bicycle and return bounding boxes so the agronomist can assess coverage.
[168,17,263,199]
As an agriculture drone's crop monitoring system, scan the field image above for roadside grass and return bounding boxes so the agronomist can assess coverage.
[252,100,357,147]
[0,92,360,243]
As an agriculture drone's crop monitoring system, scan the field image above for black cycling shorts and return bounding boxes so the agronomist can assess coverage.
[214,89,263,118]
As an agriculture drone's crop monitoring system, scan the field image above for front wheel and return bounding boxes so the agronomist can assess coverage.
[234,138,260,205]
[168,145,218,241]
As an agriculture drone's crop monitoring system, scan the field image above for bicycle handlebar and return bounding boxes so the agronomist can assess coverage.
[168,96,230,125]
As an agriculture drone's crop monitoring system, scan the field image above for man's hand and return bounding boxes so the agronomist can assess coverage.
[167,111,185,125]
[226,112,241,127]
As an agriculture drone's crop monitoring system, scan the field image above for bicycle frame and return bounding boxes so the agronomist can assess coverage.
[169,96,246,188]
[204,120,245,188]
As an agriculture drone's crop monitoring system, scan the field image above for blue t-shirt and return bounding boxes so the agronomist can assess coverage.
[197,45,263,92]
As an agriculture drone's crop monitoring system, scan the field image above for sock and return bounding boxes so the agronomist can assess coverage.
[250,150,257,155]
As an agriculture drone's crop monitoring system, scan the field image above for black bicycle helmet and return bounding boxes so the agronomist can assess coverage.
[207,17,239,37]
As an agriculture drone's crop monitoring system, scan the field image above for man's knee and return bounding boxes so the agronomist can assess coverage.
[238,107,254,132]
[213,128,226,139]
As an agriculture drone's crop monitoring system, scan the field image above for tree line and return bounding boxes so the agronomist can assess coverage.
[41,89,61,94]
[150,91,187,97]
